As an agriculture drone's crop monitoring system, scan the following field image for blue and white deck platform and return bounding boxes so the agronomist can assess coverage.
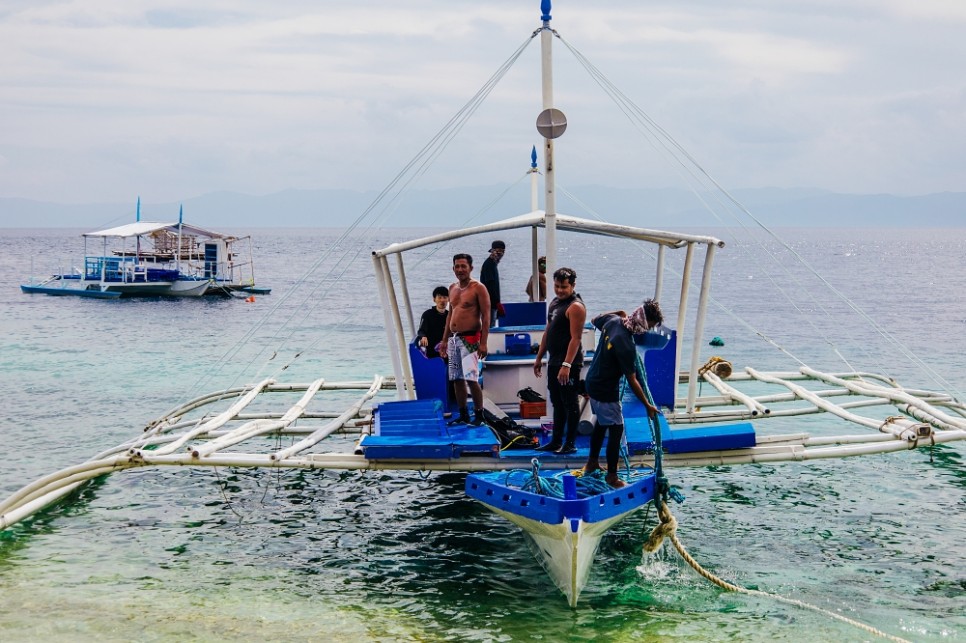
[358,398,756,464]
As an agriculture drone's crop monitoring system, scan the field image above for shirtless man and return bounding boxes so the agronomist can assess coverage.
[439,253,491,426]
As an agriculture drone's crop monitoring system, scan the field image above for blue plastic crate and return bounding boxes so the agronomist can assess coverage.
[360,399,500,460]
[505,333,531,355]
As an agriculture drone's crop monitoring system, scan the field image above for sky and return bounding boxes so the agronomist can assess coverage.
[1,0,965,211]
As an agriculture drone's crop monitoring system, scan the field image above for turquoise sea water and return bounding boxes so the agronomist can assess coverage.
[0,226,963,641]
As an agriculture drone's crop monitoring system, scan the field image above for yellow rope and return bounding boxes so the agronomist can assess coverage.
[499,435,535,452]
[698,356,733,379]
[646,503,911,643]
[879,415,905,431]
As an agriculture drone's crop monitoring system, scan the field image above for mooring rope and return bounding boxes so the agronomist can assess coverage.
[504,459,623,498]
[625,348,908,641]
[645,501,911,643]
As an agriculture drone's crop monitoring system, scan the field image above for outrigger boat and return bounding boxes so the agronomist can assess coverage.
[20,202,270,298]
[2,2,964,630]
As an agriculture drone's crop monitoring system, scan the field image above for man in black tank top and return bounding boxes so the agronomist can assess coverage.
[532,267,587,454]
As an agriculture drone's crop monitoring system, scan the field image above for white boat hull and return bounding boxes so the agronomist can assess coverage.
[163,279,211,297]
[486,504,647,607]
[90,278,211,297]
[466,467,658,606]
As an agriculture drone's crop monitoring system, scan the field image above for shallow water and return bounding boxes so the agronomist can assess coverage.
[1,226,963,641]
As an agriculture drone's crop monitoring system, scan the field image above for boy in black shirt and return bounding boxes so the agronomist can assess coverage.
[415,286,449,358]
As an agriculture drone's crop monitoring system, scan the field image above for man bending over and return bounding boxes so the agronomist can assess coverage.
[583,299,663,487]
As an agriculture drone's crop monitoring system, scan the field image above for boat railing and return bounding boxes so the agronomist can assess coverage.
[372,213,723,410]
[84,255,180,283]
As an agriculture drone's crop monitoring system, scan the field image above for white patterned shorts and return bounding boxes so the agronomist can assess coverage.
[447,335,480,382]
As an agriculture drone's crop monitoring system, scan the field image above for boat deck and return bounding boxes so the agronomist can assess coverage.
[358,398,756,461]
[20,284,122,298]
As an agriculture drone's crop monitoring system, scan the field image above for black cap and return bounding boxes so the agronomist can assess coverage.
[490,240,506,250]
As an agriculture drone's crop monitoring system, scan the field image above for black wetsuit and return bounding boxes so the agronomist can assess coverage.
[415,307,447,358]
[545,293,583,447]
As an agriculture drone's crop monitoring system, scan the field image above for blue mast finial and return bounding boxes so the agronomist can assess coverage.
[136,196,141,222]
[531,146,538,169]
[541,0,551,22]
[178,204,183,224]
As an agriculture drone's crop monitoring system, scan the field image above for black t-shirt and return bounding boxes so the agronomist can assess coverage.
[415,307,448,358]
[584,313,638,402]
[479,257,500,307]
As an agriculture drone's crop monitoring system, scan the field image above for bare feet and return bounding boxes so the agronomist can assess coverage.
[605,475,626,489]
[581,461,602,476]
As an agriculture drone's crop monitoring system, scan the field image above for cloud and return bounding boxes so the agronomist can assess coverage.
[0,0,963,210]
[881,0,966,22]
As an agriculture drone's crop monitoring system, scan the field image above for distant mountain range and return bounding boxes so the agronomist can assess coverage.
[1,186,963,229]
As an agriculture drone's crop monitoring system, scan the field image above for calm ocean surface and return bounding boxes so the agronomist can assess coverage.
[0,226,963,642]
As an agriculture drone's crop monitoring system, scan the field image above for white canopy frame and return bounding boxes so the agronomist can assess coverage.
[84,221,231,240]
[372,210,724,406]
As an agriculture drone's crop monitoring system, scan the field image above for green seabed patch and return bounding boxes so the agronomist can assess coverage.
[0,581,430,642]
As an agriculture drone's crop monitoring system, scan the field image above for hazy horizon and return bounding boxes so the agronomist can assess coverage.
[2,184,963,229]
[2,1,965,226]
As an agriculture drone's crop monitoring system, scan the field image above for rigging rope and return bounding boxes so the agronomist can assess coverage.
[174,33,538,403]
[556,32,963,402]
[557,184,809,367]
[246,34,537,384]
[626,349,905,641]
[557,35,877,375]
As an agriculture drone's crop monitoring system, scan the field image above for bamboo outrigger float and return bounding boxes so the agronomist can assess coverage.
[3,1,965,626]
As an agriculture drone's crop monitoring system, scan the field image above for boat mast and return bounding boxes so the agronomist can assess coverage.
[177,204,184,274]
[529,146,541,301]
[539,0,557,276]
[530,146,539,212]
[135,196,141,266]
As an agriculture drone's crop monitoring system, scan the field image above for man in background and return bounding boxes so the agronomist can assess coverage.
[479,240,505,327]
[525,255,547,302]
